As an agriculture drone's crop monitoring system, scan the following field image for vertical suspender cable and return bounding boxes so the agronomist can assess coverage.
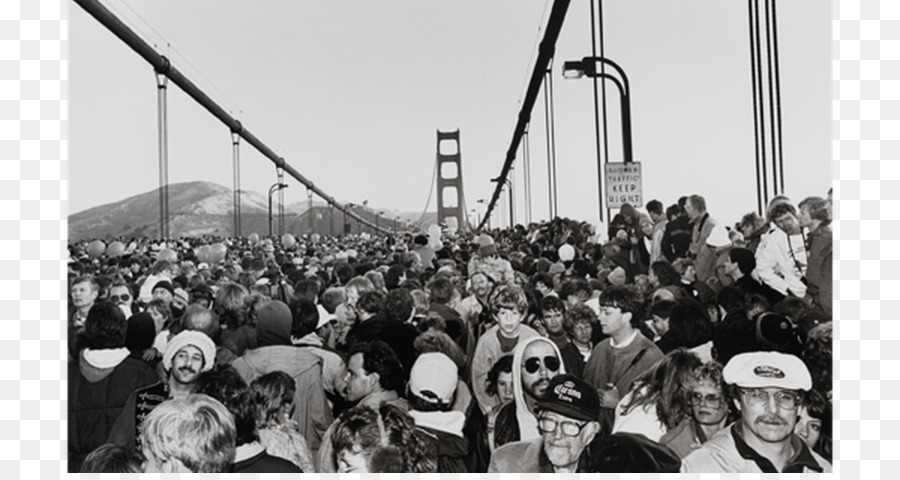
[597,0,611,222]
[747,0,764,215]
[763,0,779,197]
[768,0,785,194]
[544,72,555,219]
[231,129,241,237]
[523,129,532,225]
[548,65,559,219]
[751,0,769,209]
[590,0,605,222]
[156,71,169,240]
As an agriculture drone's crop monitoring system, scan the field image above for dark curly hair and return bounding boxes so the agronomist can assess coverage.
[84,300,127,349]
[599,286,644,325]
[349,340,405,394]
[562,302,596,335]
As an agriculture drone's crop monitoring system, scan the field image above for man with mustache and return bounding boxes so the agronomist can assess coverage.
[492,336,565,449]
[107,330,217,455]
[681,352,832,472]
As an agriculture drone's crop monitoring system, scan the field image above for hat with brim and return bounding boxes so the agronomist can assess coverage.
[723,351,811,390]
[536,374,600,422]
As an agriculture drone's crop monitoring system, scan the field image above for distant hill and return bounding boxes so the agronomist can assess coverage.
[68,181,437,242]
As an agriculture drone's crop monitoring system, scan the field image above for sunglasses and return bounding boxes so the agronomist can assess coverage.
[523,355,560,374]
[109,294,130,303]
[689,392,724,407]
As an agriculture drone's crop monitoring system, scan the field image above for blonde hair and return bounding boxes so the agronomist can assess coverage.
[140,394,236,472]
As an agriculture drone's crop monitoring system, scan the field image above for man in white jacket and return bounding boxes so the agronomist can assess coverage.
[753,202,807,298]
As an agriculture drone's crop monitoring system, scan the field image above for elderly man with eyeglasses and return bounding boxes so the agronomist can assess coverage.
[681,352,832,473]
[488,374,601,472]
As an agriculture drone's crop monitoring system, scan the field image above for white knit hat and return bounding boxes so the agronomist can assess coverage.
[162,330,216,372]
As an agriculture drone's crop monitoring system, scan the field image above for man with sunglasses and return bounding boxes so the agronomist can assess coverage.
[681,352,831,473]
[489,374,600,472]
[492,337,565,449]
[108,282,137,318]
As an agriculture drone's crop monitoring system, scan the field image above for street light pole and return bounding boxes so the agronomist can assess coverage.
[563,56,634,221]
[268,182,288,237]
[563,56,632,163]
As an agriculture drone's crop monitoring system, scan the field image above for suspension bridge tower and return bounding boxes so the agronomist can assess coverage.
[436,130,469,232]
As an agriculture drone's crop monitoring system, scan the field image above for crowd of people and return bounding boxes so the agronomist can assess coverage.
[67,190,832,473]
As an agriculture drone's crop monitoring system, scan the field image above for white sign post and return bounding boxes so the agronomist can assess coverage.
[605,162,642,209]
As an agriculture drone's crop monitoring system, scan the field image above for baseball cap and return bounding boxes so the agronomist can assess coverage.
[723,351,812,390]
[536,374,600,422]
[408,352,458,404]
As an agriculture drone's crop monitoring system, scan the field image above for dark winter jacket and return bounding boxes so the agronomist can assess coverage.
[68,348,158,472]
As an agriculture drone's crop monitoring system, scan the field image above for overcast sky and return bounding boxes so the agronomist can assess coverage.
[69,0,830,229]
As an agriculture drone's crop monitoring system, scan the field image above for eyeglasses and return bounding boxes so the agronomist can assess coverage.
[523,355,561,374]
[109,294,130,303]
[538,416,588,436]
[740,388,800,409]
[572,323,593,331]
[689,392,724,408]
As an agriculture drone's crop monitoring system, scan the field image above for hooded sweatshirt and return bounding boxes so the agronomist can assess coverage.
[493,337,566,447]
[232,306,332,453]
[68,348,158,472]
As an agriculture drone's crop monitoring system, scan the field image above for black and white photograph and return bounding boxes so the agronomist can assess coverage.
[63,0,836,473]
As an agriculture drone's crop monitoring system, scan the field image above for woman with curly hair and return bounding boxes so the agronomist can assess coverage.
[331,403,436,473]
[612,348,702,442]
[249,371,315,472]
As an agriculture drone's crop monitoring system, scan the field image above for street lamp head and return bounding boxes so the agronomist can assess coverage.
[562,59,587,79]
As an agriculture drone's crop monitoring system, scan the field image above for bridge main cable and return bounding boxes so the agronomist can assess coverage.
[478,0,571,230]
[74,0,387,234]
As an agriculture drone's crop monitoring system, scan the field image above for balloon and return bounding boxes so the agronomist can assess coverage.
[427,224,442,249]
[282,233,296,249]
[158,248,177,263]
[558,244,575,262]
[310,233,320,244]
[210,243,228,264]
[106,241,125,258]
[88,240,106,258]
[197,245,212,263]
[248,233,260,245]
